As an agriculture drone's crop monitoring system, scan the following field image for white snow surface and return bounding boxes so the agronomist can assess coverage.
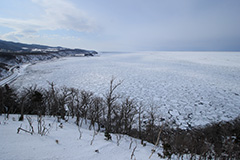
[13,51,240,127]
[0,115,161,160]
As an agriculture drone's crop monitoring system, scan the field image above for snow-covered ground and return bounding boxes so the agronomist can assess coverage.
[0,115,161,160]
[12,51,240,127]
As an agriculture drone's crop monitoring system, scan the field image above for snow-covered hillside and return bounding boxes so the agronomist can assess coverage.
[0,115,161,160]
[12,51,240,128]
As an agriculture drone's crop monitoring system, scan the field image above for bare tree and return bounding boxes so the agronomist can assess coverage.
[112,102,123,133]
[112,97,137,134]
[88,96,105,131]
[145,104,157,143]
[104,77,123,134]
[137,102,144,144]
[58,87,72,120]
[80,90,93,124]
[66,87,79,118]
[2,84,18,118]
[18,91,28,121]
[44,82,59,116]
[18,85,44,117]
[122,97,137,134]
[71,89,82,126]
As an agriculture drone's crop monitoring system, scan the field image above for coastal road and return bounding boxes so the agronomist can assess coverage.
[0,66,19,87]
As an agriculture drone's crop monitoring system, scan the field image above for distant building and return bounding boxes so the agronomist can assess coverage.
[74,54,85,57]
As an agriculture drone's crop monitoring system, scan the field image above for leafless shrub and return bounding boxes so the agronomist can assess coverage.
[129,138,133,149]
[17,116,34,135]
[26,116,34,133]
[17,124,33,135]
[116,134,122,146]
[90,130,97,145]
[78,125,82,140]
[131,143,137,160]
[149,123,164,159]
[37,116,51,136]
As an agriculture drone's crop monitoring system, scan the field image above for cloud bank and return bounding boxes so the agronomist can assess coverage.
[0,0,239,51]
[0,0,96,42]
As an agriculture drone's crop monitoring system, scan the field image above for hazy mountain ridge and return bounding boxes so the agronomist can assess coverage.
[0,39,97,79]
[0,39,55,51]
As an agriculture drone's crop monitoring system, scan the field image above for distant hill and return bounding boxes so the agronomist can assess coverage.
[0,39,97,54]
[0,39,97,79]
[0,39,57,52]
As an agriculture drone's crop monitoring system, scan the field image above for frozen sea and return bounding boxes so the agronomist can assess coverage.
[13,51,240,128]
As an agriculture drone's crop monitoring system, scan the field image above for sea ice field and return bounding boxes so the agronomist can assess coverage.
[13,51,240,128]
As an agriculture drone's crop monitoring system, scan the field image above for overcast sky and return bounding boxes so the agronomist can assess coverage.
[0,0,240,51]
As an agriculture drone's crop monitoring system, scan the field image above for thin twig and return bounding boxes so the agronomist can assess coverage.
[129,138,133,149]
[17,124,33,135]
[149,123,164,159]
[90,131,97,145]
[131,146,137,159]
[78,125,82,140]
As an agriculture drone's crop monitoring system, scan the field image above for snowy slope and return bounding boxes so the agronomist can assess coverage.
[12,51,240,128]
[0,115,162,160]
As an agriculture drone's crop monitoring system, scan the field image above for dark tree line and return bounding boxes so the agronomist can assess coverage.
[0,84,18,118]
[159,118,240,159]
[0,81,239,159]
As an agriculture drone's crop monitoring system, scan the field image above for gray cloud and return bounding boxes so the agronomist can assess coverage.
[32,0,97,32]
[0,0,97,41]
[0,0,239,51]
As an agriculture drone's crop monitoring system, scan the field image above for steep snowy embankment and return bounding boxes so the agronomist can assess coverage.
[0,115,161,160]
